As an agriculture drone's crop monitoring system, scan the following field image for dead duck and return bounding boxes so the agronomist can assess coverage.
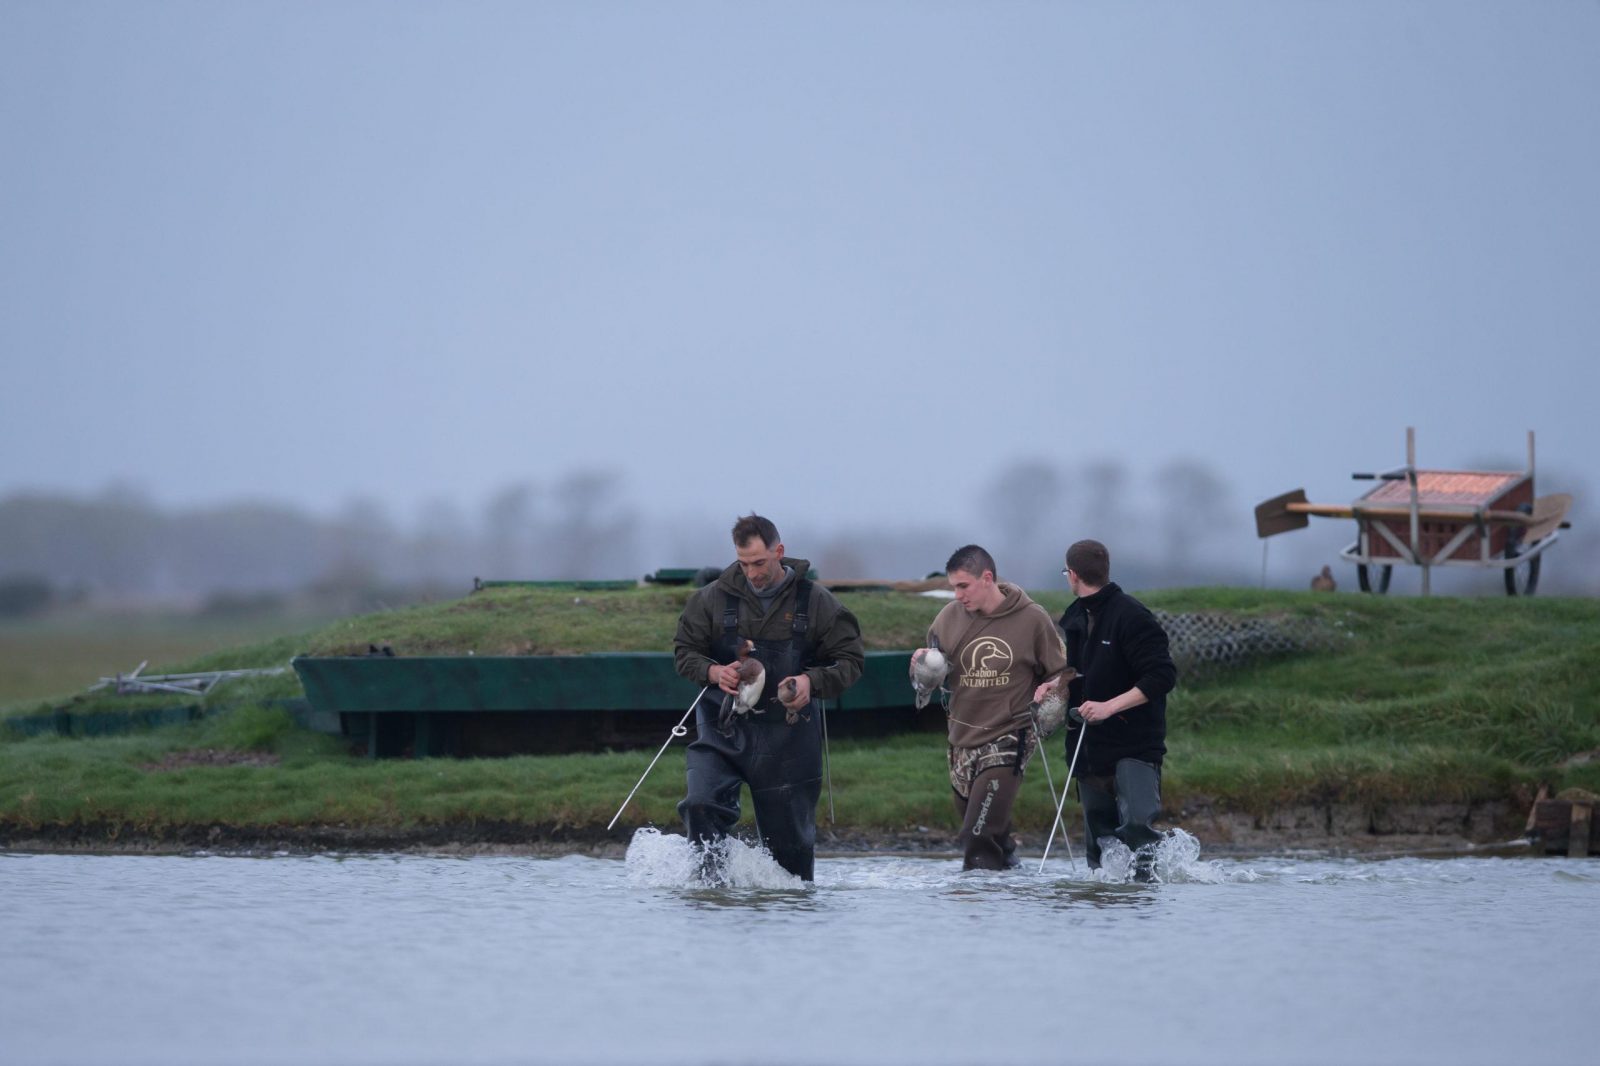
[731,640,766,712]
[717,640,767,732]
[1031,668,1078,739]
[777,677,805,724]
[910,635,948,709]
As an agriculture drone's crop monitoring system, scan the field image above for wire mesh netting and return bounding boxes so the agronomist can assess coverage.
[1154,610,1340,679]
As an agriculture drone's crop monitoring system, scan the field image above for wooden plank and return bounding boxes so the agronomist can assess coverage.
[1571,804,1592,859]
[1523,493,1573,544]
[1531,799,1600,855]
[1286,502,1540,526]
[822,577,950,593]
[1255,489,1311,538]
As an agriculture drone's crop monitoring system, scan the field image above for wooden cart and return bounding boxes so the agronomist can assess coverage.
[1256,428,1572,595]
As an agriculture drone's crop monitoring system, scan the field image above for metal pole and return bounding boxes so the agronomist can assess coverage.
[606,687,708,831]
[1407,426,1428,596]
[1030,709,1075,868]
[1039,717,1089,874]
[821,700,835,824]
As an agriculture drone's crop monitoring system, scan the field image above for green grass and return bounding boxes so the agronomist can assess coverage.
[291,585,989,658]
[0,611,327,707]
[2,587,1597,841]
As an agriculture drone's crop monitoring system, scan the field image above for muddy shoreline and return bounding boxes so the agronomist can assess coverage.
[0,800,1537,860]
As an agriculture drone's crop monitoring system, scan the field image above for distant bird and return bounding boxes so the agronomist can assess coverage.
[1310,566,1337,592]
[1030,669,1078,740]
[717,640,767,733]
[910,636,948,709]
[366,643,395,657]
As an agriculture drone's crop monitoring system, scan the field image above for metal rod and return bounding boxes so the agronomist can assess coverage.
[822,700,835,824]
[1029,708,1074,868]
[1407,426,1429,596]
[1039,717,1089,874]
[606,687,708,831]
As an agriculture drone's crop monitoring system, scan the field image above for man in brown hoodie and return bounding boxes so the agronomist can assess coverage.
[912,545,1070,870]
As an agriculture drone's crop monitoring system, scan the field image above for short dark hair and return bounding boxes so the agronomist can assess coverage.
[731,514,780,548]
[1065,539,1110,586]
[945,544,997,581]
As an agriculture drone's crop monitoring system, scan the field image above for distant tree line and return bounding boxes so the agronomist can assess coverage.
[1,458,1592,615]
[0,470,642,613]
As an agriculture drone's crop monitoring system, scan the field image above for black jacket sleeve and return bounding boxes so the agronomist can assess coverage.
[1120,605,1176,699]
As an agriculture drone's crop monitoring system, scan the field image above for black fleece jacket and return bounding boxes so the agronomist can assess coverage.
[1059,582,1176,775]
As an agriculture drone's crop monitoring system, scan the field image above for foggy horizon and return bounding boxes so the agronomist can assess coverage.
[5,444,1594,604]
[3,3,1596,598]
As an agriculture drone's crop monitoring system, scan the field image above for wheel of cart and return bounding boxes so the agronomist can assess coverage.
[1356,564,1392,594]
[1502,507,1544,596]
[1504,553,1541,596]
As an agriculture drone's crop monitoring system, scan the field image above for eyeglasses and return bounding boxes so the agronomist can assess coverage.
[1061,567,1073,577]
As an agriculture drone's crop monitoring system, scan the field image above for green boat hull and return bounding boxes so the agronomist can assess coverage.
[291,651,932,757]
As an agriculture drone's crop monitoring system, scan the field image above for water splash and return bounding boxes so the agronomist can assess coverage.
[1092,828,1256,884]
[623,827,805,890]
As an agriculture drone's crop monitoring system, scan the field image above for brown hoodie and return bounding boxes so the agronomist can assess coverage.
[929,583,1068,749]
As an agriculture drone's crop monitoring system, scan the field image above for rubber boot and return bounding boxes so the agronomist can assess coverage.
[1077,759,1163,873]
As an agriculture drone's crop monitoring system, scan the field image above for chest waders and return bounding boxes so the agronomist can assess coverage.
[677,581,823,881]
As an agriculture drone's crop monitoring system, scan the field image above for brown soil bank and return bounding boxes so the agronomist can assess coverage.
[0,800,1533,859]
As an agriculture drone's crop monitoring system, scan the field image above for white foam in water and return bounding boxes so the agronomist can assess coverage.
[624,824,1255,890]
[1090,827,1256,884]
[623,827,805,889]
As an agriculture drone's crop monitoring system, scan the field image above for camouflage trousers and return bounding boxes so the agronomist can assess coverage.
[948,728,1038,800]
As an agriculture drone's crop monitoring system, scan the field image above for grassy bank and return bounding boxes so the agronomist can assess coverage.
[3,587,1598,850]
[0,610,332,706]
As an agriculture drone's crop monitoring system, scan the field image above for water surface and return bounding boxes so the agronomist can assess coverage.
[3,832,1594,1065]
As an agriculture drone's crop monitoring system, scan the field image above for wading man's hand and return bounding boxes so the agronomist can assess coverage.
[708,663,741,695]
[1077,700,1111,723]
[778,673,811,710]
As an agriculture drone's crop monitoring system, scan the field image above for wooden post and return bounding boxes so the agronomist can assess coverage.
[1407,427,1429,596]
[1571,804,1593,859]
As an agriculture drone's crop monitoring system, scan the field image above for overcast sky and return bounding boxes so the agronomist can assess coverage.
[3,2,1596,583]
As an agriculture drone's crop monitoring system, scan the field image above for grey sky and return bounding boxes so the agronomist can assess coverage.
[3,2,1596,583]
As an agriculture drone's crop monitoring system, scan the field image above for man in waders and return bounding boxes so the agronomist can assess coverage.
[914,545,1070,870]
[672,514,864,882]
[1034,539,1176,876]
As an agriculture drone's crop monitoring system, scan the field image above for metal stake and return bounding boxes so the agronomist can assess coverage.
[821,700,835,824]
[1039,717,1089,874]
[1029,709,1075,868]
[606,687,708,831]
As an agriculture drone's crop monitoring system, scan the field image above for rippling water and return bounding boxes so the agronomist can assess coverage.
[3,833,1595,1065]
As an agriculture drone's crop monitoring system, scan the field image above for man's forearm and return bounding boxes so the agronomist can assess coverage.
[673,648,717,685]
[805,656,863,701]
[1102,685,1149,717]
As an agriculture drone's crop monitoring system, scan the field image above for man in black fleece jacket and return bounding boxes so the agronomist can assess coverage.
[1034,539,1176,872]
